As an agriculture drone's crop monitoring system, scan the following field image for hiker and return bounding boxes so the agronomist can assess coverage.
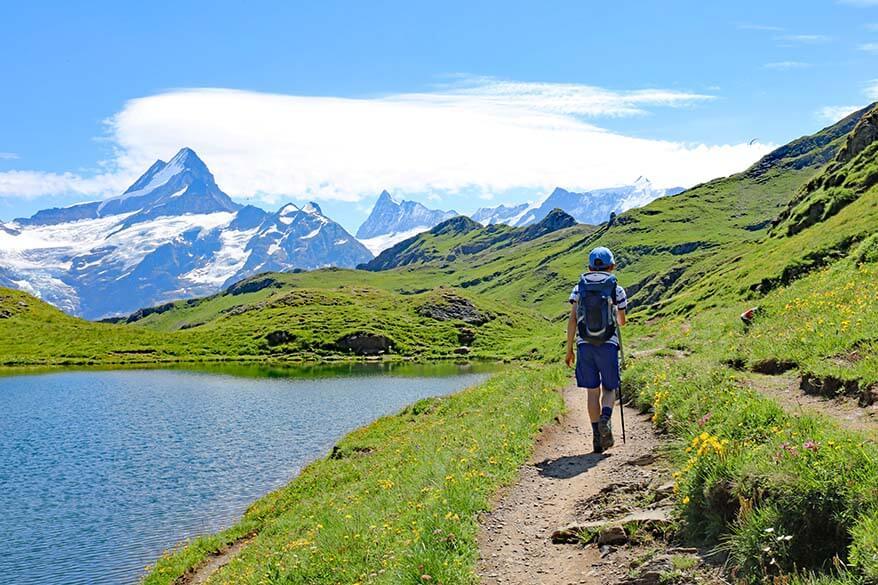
[565,246,627,453]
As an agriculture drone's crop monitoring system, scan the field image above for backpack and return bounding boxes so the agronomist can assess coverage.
[576,271,618,345]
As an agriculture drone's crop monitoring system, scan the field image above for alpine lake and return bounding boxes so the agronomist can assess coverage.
[0,362,497,584]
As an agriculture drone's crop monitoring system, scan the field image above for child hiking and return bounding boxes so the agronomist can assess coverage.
[565,246,628,453]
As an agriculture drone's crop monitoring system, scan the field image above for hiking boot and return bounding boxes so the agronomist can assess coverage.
[593,435,604,454]
[598,418,615,450]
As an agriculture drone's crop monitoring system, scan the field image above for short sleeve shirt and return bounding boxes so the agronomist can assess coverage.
[569,279,627,346]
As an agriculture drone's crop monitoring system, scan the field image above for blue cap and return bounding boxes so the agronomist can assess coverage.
[588,246,615,270]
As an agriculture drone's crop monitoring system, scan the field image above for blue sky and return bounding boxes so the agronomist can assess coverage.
[2,0,878,232]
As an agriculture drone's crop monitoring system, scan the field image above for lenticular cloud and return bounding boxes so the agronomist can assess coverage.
[3,80,772,203]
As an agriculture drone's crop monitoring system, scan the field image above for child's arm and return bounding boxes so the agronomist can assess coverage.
[617,308,627,326]
[565,304,577,367]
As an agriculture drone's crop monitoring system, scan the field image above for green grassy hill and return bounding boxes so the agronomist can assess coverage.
[0,279,555,366]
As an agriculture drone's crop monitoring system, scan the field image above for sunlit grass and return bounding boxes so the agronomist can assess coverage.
[144,365,567,584]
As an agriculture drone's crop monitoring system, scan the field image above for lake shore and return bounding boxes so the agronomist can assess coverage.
[142,364,567,584]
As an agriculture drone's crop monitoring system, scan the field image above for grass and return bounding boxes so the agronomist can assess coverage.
[0,284,555,366]
[624,354,878,584]
[143,364,567,584]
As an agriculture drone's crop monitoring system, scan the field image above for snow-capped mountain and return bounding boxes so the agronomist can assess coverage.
[476,178,684,227]
[471,202,530,226]
[0,148,371,319]
[18,148,241,228]
[356,191,458,254]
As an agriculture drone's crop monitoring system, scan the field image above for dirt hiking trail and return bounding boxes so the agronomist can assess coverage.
[477,384,721,585]
[742,371,878,438]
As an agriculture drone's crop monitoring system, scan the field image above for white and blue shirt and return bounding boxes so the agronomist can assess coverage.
[569,280,627,346]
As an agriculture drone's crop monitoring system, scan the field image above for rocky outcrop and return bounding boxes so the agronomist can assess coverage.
[837,105,878,164]
[416,293,493,325]
[265,330,295,346]
[516,209,576,242]
[334,332,394,355]
[747,105,871,178]
[225,276,282,296]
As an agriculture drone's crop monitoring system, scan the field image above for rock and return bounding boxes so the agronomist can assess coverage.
[457,327,476,345]
[0,309,11,319]
[625,453,658,466]
[550,528,581,544]
[416,293,493,325]
[125,300,177,323]
[653,481,675,500]
[265,330,295,346]
[454,346,470,355]
[335,332,394,356]
[620,571,662,585]
[837,107,878,164]
[597,525,627,546]
[225,275,281,296]
[551,508,672,545]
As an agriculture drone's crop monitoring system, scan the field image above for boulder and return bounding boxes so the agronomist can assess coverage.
[597,525,627,546]
[265,330,295,346]
[335,332,393,356]
[457,327,476,345]
[416,293,492,325]
[625,453,658,466]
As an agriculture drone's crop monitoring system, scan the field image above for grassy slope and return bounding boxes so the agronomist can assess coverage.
[613,106,878,584]
[144,365,566,585]
[0,283,556,366]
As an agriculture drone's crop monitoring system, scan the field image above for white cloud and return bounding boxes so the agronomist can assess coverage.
[776,34,832,43]
[859,42,878,52]
[817,105,863,122]
[839,0,878,5]
[866,79,878,99]
[763,61,811,70]
[0,169,129,199]
[0,152,18,160]
[0,80,770,204]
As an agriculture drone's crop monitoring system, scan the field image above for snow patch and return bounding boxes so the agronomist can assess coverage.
[301,225,323,239]
[183,226,258,285]
[358,225,430,255]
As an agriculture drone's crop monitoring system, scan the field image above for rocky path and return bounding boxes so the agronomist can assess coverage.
[476,384,721,585]
[741,371,878,437]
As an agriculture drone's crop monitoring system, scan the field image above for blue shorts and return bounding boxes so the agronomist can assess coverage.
[575,343,620,390]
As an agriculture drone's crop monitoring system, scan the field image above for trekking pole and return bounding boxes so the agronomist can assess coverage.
[617,323,627,444]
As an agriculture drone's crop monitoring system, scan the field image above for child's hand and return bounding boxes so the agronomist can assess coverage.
[565,348,575,368]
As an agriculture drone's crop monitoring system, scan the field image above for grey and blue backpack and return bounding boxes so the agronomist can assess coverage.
[576,271,618,345]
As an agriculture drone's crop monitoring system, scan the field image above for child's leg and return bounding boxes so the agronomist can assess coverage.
[575,344,604,451]
[595,344,621,449]
[586,387,602,422]
[601,385,616,412]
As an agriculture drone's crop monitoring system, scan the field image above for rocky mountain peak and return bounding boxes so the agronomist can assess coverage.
[356,190,457,240]
[302,202,323,215]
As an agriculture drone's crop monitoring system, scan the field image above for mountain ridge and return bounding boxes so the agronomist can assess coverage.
[0,148,371,318]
